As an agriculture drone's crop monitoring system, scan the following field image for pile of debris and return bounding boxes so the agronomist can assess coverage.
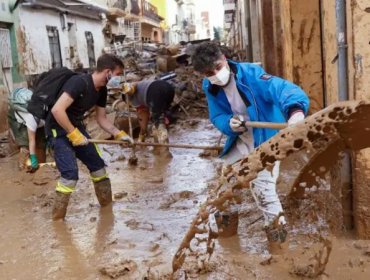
[102,41,215,132]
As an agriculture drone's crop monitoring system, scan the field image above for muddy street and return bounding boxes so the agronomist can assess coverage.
[0,118,220,279]
[0,116,370,279]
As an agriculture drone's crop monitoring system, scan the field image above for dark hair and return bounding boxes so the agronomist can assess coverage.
[96,54,124,72]
[191,42,223,73]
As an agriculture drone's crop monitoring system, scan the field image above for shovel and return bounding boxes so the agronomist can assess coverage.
[125,93,138,165]
[89,139,223,151]
[88,121,287,151]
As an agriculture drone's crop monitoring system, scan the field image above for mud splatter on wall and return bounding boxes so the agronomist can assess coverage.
[290,0,323,113]
[321,0,339,105]
[0,88,8,132]
[16,26,38,74]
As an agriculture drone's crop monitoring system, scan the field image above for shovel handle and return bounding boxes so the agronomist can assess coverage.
[88,139,223,151]
[244,121,287,130]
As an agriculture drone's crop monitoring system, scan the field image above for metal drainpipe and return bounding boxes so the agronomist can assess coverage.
[336,0,353,230]
[336,0,348,100]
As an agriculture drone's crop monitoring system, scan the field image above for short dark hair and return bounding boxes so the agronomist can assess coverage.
[96,54,124,72]
[191,42,223,73]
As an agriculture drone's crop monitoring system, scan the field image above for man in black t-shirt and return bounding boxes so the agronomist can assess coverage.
[49,54,133,221]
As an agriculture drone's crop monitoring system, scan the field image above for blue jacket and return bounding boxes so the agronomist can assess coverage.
[202,61,310,157]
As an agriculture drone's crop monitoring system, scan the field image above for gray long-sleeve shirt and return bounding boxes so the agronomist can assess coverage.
[128,78,155,107]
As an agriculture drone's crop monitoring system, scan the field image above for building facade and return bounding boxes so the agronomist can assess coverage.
[12,0,106,76]
[166,0,196,44]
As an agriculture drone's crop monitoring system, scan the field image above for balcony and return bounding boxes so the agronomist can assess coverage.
[142,0,163,24]
[223,0,236,11]
[106,7,126,21]
[224,11,234,23]
[186,24,196,34]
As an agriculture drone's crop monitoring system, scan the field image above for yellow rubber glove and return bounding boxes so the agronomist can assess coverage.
[67,128,89,146]
[122,83,136,96]
[114,130,134,144]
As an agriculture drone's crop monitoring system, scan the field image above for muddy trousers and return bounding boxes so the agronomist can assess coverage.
[250,161,285,227]
[50,128,112,219]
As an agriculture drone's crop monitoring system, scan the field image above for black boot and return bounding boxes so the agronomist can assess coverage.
[52,192,70,221]
[93,178,112,207]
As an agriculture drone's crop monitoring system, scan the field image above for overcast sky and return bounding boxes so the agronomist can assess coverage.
[195,0,224,29]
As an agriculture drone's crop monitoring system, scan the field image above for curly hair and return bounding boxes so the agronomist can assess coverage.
[191,42,223,73]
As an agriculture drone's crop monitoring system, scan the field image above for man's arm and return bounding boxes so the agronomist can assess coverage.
[95,106,120,135]
[95,106,133,143]
[51,92,75,134]
[26,127,39,171]
[27,128,36,155]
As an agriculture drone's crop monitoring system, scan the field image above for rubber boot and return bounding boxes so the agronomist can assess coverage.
[152,123,172,158]
[214,209,239,238]
[93,178,112,207]
[52,192,70,221]
[18,147,29,171]
[264,218,288,254]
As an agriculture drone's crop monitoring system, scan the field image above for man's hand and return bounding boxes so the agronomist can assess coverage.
[67,127,89,146]
[229,115,247,133]
[288,110,305,126]
[26,154,39,173]
[115,130,134,144]
[122,83,136,96]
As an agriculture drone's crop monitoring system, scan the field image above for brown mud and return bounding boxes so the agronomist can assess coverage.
[1,107,370,279]
[173,100,370,278]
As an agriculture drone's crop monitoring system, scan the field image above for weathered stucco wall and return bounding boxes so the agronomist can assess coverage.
[17,9,62,74]
[0,88,8,133]
[322,0,339,105]
[69,16,105,68]
[290,0,324,113]
[17,8,105,74]
[350,0,370,239]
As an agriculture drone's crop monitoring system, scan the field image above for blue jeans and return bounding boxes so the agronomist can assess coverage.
[50,127,105,181]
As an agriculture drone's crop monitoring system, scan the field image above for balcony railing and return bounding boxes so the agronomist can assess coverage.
[142,0,162,23]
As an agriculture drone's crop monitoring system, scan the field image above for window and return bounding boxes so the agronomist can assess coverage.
[0,28,13,68]
[46,26,62,68]
[85,31,96,68]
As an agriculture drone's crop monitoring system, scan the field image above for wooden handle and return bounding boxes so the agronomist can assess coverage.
[244,121,287,130]
[88,139,223,151]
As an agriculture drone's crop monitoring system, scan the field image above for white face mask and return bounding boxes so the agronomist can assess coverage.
[208,65,231,86]
[106,75,123,88]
